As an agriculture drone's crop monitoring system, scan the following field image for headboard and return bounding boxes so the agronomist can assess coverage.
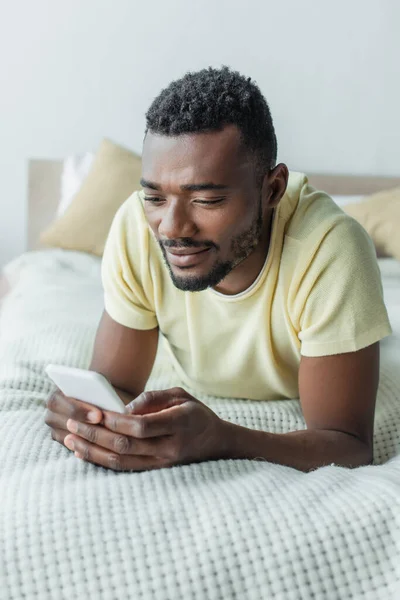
[28,159,400,251]
[28,160,64,250]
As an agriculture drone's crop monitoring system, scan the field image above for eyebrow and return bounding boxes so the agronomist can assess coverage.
[140,178,229,192]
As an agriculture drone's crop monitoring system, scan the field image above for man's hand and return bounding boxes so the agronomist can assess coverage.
[45,390,103,446]
[62,387,229,471]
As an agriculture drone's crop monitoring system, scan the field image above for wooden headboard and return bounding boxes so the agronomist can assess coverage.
[28,160,64,250]
[28,159,400,250]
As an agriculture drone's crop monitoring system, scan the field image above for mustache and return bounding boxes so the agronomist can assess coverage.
[161,240,217,250]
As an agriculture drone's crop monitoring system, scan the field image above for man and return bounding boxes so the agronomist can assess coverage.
[45,66,392,472]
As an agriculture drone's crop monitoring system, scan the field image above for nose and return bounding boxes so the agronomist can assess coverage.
[158,201,198,241]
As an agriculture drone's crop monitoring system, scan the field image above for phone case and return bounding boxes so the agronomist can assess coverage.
[45,364,127,414]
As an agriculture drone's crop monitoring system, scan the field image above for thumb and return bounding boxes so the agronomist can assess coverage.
[127,388,186,415]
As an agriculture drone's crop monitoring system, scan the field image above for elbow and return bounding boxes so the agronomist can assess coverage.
[337,438,373,469]
[316,430,374,470]
[356,444,373,467]
[349,433,374,468]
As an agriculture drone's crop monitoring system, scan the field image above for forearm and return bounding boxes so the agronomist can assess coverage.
[114,386,137,406]
[89,360,142,406]
[221,421,373,472]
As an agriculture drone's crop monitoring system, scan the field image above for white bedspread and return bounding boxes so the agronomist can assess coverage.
[0,249,399,600]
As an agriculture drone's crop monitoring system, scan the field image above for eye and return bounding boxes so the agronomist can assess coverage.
[194,198,224,205]
[143,197,225,205]
[143,196,164,203]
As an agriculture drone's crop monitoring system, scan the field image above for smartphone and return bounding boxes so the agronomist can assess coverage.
[45,364,127,414]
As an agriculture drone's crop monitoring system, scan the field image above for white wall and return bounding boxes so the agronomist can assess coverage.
[1,0,399,267]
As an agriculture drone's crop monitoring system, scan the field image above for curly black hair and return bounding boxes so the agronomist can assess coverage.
[145,66,277,183]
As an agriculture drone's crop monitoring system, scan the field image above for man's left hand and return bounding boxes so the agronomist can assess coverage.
[63,387,230,471]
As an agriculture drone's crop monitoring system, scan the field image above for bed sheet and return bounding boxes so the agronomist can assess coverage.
[0,249,399,600]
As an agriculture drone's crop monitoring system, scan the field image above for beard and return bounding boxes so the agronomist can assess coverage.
[158,199,264,293]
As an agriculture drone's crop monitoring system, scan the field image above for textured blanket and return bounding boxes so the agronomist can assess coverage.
[0,249,399,600]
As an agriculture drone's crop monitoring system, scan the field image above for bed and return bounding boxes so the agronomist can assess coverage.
[0,163,400,599]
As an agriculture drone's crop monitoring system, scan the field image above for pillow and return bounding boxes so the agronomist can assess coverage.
[40,138,142,256]
[58,152,95,217]
[0,273,11,306]
[343,186,400,260]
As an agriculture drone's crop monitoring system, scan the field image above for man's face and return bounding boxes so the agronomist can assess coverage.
[141,124,271,292]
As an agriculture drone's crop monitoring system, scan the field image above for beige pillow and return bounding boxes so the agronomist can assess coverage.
[343,186,400,260]
[40,138,142,256]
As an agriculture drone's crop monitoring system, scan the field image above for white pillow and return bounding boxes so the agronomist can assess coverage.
[58,152,95,216]
[330,194,366,208]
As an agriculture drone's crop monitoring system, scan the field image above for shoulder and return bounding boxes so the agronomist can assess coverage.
[282,174,375,262]
[105,190,154,255]
[111,190,148,232]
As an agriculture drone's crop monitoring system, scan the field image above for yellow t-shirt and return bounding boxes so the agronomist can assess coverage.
[101,171,392,401]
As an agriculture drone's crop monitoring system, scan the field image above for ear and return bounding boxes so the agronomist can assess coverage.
[261,163,289,209]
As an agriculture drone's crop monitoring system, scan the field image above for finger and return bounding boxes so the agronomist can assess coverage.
[47,390,103,424]
[45,409,68,431]
[102,403,188,438]
[65,420,174,457]
[50,427,70,447]
[127,388,188,415]
[64,434,167,471]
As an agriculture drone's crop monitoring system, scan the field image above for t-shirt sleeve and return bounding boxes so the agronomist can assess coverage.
[292,216,392,357]
[101,193,158,330]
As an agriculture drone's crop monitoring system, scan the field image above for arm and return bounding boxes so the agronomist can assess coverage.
[222,342,379,471]
[89,310,159,405]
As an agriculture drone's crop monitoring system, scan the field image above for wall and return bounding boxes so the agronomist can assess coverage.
[0,0,399,267]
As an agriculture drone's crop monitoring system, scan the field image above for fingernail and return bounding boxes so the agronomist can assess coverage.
[127,401,138,413]
[87,411,99,422]
[64,435,75,451]
[66,419,78,433]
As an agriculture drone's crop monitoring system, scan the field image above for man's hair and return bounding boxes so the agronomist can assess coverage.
[145,65,277,183]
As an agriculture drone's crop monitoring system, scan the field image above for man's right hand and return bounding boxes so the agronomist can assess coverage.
[45,390,103,448]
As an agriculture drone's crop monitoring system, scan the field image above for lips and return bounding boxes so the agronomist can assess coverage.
[166,247,211,267]
[167,247,208,256]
